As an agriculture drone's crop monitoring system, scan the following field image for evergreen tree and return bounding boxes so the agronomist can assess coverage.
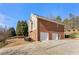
[8,27,16,37]
[16,20,28,36]
[55,16,62,23]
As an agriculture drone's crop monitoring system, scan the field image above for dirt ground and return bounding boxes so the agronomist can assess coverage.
[3,38,28,48]
[0,39,79,55]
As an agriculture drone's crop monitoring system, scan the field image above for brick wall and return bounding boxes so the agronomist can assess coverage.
[38,17,64,40]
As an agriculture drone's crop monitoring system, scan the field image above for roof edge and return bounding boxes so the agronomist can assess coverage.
[31,13,64,25]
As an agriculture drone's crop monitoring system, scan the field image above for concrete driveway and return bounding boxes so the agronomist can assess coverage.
[0,40,79,55]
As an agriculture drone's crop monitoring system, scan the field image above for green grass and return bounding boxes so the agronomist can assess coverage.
[70,33,79,38]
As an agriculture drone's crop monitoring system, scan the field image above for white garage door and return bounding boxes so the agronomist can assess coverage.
[40,32,49,41]
[52,33,58,40]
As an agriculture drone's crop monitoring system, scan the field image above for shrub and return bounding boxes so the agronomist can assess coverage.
[65,34,70,38]
[8,27,16,37]
[70,34,75,38]
[70,33,79,38]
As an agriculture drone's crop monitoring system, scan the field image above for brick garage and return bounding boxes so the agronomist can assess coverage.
[28,14,64,41]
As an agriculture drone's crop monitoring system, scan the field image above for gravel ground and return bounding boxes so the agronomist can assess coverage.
[0,40,79,55]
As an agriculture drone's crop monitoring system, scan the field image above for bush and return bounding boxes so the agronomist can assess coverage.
[70,34,75,38]
[65,34,70,38]
[70,33,79,38]
[8,27,16,37]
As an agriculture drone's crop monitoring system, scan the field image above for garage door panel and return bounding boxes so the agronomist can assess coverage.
[52,33,58,40]
[40,32,49,41]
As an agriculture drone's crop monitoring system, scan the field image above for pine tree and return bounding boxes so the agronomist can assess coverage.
[55,16,62,23]
[16,20,28,36]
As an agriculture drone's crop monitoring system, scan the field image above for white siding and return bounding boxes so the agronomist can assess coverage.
[31,14,37,30]
[28,20,31,32]
[28,13,38,32]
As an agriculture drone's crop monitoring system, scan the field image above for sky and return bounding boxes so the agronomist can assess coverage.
[0,3,79,28]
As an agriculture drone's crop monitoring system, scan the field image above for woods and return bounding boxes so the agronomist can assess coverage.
[55,14,79,31]
[65,14,79,30]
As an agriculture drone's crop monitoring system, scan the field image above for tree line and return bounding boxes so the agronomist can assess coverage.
[55,13,79,31]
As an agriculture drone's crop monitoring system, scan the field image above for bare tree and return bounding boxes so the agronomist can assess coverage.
[0,26,8,42]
